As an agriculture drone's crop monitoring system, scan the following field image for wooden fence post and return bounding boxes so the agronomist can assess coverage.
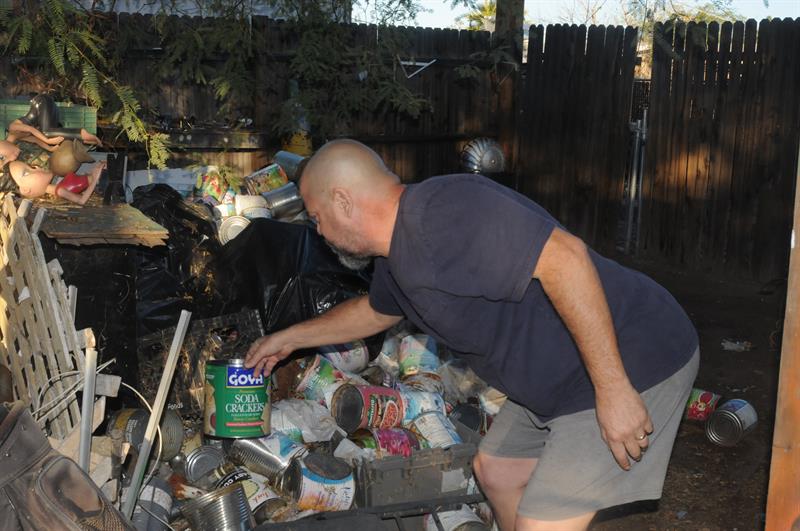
[765,136,800,531]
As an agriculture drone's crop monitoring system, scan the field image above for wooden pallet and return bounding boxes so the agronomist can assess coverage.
[0,195,92,438]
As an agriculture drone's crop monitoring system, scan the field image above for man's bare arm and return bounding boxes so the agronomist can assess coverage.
[534,227,653,470]
[244,295,402,376]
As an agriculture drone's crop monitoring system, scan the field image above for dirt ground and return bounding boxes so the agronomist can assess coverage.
[590,256,784,531]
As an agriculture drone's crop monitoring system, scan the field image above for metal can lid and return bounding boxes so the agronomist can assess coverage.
[185,445,227,484]
[208,358,246,367]
[705,409,744,446]
[219,215,251,244]
[330,384,364,434]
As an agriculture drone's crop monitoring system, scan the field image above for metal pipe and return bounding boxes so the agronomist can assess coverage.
[121,310,192,519]
[78,347,97,471]
[624,119,643,254]
[636,110,648,256]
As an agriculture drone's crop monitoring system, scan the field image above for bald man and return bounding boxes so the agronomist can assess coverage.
[245,139,698,531]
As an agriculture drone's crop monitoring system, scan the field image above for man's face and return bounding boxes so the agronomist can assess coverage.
[302,184,372,270]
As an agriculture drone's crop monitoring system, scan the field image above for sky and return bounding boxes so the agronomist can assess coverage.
[412,0,800,29]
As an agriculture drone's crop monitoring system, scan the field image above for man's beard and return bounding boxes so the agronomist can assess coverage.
[326,241,372,271]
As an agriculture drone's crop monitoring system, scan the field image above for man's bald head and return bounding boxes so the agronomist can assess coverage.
[298,139,404,264]
[300,139,399,201]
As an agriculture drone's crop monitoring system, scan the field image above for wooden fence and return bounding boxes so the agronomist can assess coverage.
[0,15,498,182]
[642,18,800,280]
[516,24,639,252]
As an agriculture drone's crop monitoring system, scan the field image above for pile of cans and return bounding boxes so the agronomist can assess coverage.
[123,325,497,531]
[684,387,758,446]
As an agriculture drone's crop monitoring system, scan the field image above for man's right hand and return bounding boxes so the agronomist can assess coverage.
[245,332,295,377]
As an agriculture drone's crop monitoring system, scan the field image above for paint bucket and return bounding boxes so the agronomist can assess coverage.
[424,505,489,531]
[225,431,308,483]
[402,372,445,394]
[185,445,228,485]
[410,411,463,449]
[685,387,722,421]
[351,428,421,458]
[131,476,173,531]
[180,482,255,531]
[284,452,355,512]
[399,389,447,425]
[262,182,304,220]
[705,398,758,446]
[294,355,346,405]
[398,334,440,377]
[204,359,271,439]
[219,216,251,244]
[330,384,405,434]
[320,341,369,373]
[107,408,185,461]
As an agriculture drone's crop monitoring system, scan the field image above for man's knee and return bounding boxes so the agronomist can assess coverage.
[473,452,536,493]
[514,512,595,531]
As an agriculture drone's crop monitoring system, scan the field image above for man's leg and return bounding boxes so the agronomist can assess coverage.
[515,512,595,531]
[473,453,537,531]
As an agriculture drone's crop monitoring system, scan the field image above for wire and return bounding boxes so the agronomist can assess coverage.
[32,359,116,420]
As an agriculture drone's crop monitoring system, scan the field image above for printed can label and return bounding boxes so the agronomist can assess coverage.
[719,398,758,428]
[423,505,484,531]
[684,387,722,421]
[400,389,447,425]
[360,386,404,430]
[297,355,346,404]
[399,334,440,377]
[320,341,369,373]
[354,428,420,458]
[411,411,462,449]
[295,464,355,511]
[204,361,271,438]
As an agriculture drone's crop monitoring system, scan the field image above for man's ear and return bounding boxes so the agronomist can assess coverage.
[332,188,352,217]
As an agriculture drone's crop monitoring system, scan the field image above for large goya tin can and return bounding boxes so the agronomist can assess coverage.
[705,398,758,446]
[204,359,271,439]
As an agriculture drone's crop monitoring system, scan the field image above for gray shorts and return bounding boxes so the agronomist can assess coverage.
[478,349,699,520]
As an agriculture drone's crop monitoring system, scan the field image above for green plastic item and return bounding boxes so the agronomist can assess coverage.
[0,98,97,138]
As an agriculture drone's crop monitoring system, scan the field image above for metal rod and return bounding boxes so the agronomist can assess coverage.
[636,110,648,256]
[78,347,97,471]
[624,119,643,254]
[121,310,192,519]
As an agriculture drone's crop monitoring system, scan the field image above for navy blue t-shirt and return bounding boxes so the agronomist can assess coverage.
[369,174,698,420]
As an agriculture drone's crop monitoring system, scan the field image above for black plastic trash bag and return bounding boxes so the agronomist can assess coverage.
[209,218,372,334]
[132,184,222,336]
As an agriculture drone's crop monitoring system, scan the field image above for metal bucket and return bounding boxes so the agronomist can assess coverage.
[225,431,308,483]
[180,482,255,531]
[262,182,304,220]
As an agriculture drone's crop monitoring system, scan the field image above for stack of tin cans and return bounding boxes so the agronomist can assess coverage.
[119,327,497,530]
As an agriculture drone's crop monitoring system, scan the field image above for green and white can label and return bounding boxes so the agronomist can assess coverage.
[204,359,271,439]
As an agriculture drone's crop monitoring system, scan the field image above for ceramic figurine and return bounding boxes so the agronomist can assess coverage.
[0,140,105,205]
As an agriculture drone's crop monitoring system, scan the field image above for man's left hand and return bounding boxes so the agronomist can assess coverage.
[595,384,653,470]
